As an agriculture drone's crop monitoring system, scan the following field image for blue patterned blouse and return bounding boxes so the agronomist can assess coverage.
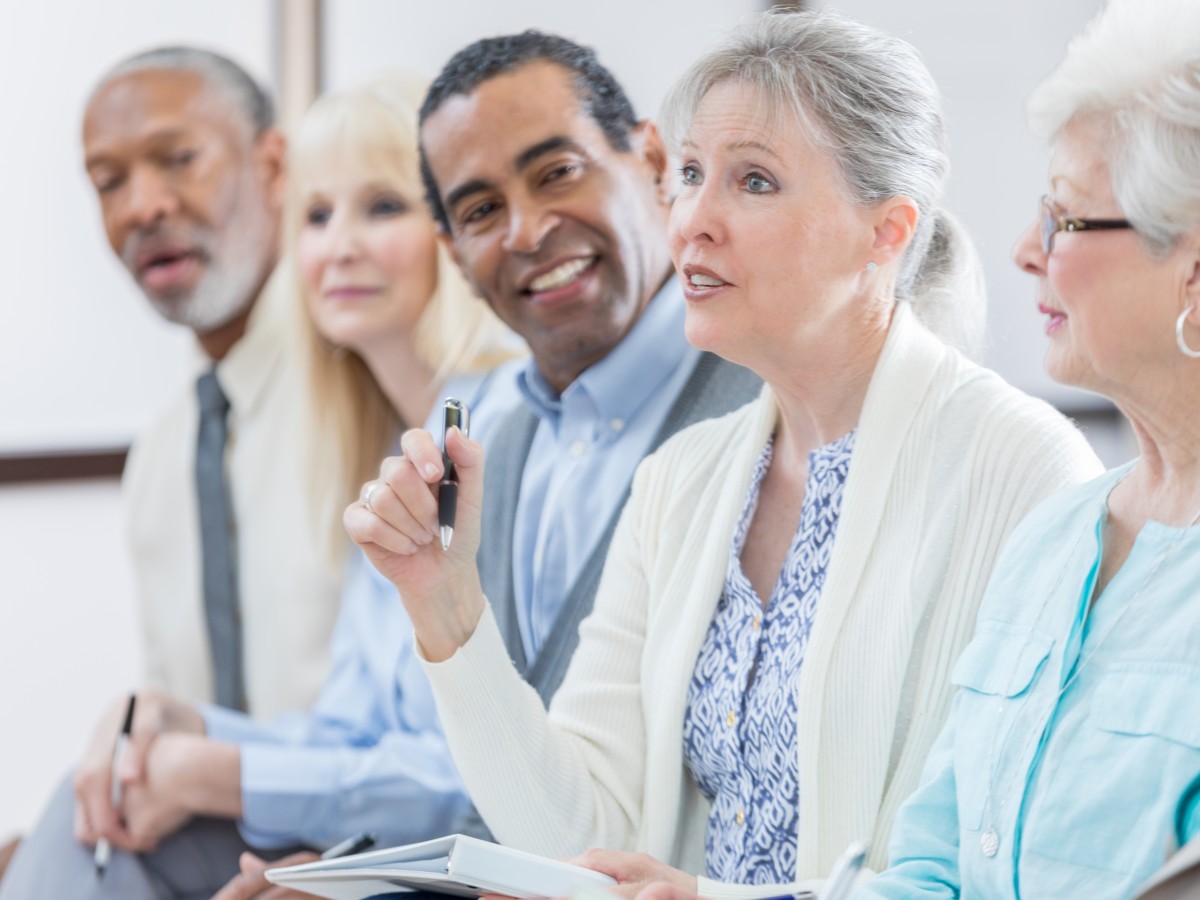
[683,429,856,883]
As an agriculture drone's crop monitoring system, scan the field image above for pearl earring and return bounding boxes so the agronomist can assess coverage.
[865,261,877,272]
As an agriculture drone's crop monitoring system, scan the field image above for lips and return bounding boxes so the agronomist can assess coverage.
[680,263,732,300]
[1038,303,1067,336]
[519,255,598,295]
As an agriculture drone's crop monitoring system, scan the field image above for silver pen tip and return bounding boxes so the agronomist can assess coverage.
[440,525,453,551]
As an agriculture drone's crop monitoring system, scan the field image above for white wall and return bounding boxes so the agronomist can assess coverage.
[0,479,142,840]
[322,0,763,127]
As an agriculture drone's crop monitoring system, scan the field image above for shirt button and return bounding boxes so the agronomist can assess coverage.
[569,440,587,459]
[736,809,745,826]
[610,418,625,433]
[726,711,736,728]
[752,614,761,630]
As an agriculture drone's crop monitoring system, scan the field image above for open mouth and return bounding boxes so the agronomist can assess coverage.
[137,248,202,291]
[525,256,597,295]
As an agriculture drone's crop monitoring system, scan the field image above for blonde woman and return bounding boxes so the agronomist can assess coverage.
[0,74,521,900]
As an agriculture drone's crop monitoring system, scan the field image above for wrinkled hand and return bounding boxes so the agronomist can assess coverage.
[73,690,204,848]
[344,427,487,661]
[570,850,698,900]
[211,851,320,900]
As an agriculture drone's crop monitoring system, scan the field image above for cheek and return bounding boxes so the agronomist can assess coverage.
[295,230,326,300]
[373,222,440,304]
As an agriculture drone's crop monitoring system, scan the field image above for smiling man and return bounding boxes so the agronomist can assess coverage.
[401,32,761,708]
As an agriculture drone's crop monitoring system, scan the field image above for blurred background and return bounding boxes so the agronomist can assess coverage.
[0,0,1116,842]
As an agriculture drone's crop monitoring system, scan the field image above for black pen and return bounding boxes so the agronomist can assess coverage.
[95,693,137,878]
[438,398,469,551]
[320,831,377,860]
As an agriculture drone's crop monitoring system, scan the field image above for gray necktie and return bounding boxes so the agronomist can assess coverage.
[195,370,246,711]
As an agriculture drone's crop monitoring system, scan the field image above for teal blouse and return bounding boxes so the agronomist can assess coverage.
[860,464,1200,899]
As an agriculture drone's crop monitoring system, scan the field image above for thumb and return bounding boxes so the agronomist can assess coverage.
[119,722,156,784]
[443,427,486,548]
[239,851,270,876]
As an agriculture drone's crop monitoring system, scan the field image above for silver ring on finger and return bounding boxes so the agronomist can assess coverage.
[362,481,380,514]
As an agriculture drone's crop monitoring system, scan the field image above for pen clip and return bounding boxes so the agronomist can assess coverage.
[441,399,469,478]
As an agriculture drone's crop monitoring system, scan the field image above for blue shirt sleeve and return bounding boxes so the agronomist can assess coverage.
[204,552,473,849]
[854,696,964,899]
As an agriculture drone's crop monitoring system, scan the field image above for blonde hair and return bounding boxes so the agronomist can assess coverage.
[287,72,519,557]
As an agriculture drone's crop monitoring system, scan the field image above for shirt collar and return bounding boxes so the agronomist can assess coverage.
[517,276,690,430]
[199,263,289,417]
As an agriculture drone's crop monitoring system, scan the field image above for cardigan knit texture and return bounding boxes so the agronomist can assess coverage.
[420,303,1103,897]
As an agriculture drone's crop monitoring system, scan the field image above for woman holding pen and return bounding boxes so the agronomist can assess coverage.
[346,10,1100,897]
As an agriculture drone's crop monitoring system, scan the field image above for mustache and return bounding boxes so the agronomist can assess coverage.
[121,222,215,273]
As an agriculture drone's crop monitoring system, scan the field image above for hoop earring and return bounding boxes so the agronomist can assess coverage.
[1177,306,1200,358]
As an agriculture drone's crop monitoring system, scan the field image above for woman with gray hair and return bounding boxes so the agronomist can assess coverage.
[859,0,1200,897]
[348,9,1099,895]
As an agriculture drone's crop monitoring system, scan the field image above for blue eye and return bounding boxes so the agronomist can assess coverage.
[745,173,775,194]
[679,164,702,186]
[370,196,408,217]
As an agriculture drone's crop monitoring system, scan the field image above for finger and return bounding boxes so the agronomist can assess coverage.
[399,428,446,483]
[239,851,271,876]
[121,694,162,784]
[362,475,437,547]
[344,504,427,557]
[635,885,699,900]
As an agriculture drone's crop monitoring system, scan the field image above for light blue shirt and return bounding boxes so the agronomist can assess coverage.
[860,463,1200,900]
[202,363,525,849]
[511,277,698,660]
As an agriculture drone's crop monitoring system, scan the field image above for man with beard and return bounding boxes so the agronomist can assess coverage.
[77,47,341,721]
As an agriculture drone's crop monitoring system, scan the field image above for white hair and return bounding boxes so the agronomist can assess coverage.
[659,8,986,360]
[1028,0,1200,255]
[94,46,274,139]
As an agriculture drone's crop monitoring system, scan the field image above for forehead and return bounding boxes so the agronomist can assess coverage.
[83,69,243,156]
[421,61,599,179]
[1050,116,1115,201]
[686,81,809,153]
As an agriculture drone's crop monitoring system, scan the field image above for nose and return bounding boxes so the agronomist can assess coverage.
[327,210,364,264]
[669,181,724,250]
[119,164,179,231]
[1012,214,1047,277]
[501,193,559,255]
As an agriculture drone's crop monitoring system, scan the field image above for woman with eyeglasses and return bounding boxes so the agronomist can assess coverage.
[859,1,1200,897]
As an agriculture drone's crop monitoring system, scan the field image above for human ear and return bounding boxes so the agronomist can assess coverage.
[872,197,920,263]
[631,120,671,205]
[255,128,288,211]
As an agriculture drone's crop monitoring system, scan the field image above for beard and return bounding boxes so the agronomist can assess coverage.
[122,164,276,334]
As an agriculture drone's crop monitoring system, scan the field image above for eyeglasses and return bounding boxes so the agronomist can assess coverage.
[1039,195,1132,254]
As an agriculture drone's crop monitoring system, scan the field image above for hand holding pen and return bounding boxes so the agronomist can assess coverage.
[345,398,488,662]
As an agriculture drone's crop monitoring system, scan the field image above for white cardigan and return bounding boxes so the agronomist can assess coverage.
[422,304,1102,895]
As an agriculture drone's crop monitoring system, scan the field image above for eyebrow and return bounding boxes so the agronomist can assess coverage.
[443,135,585,213]
[84,126,193,170]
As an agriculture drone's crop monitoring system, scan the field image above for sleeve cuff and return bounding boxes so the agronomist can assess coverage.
[201,704,280,745]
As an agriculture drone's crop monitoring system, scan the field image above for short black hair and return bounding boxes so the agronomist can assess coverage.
[418,31,638,233]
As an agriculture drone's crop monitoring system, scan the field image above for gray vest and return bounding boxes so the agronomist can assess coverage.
[454,352,759,838]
